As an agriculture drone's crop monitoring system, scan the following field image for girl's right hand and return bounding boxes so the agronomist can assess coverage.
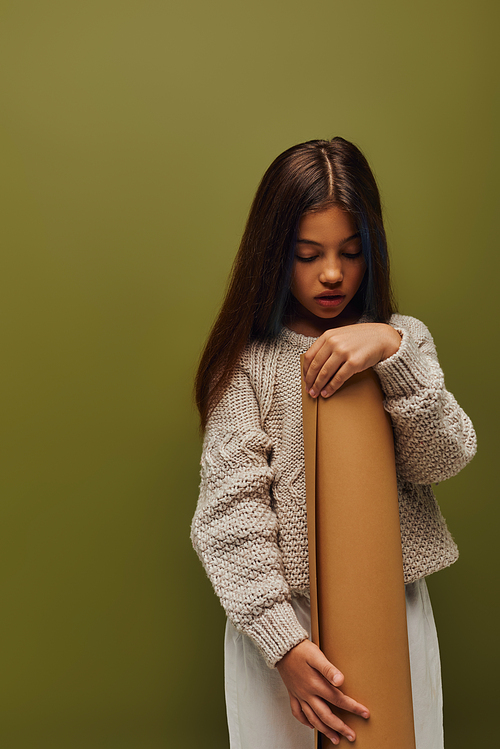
[276,639,370,745]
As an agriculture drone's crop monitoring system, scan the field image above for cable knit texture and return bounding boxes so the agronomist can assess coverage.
[191,315,476,667]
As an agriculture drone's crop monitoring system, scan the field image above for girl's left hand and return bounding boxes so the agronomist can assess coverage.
[303,323,401,398]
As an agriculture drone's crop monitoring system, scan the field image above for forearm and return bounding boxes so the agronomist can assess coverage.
[192,495,308,665]
[192,368,309,665]
[374,317,477,483]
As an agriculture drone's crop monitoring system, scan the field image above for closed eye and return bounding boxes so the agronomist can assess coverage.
[295,255,317,263]
[343,251,363,260]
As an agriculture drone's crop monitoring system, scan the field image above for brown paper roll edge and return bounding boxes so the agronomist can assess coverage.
[301,359,319,649]
[300,356,321,749]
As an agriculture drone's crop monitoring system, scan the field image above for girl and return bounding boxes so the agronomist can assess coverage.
[191,137,476,749]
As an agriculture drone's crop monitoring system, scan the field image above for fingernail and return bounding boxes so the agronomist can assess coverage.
[362,711,369,719]
[321,390,328,397]
[333,674,342,686]
[309,390,316,398]
[347,735,355,742]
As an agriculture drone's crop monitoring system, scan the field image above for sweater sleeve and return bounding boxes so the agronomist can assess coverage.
[190,358,308,667]
[373,315,477,484]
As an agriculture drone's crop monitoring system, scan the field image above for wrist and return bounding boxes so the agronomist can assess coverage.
[276,638,311,670]
[380,325,402,361]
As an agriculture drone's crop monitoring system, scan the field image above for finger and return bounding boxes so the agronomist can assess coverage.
[312,652,370,719]
[300,701,342,745]
[308,696,358,743]
[317,658,344,688]
[304,343,338,393]
[289,695,314,729]
[302,336,327,379]
[318,361,359,398]
[314,683,370,720]
[325,686,370,719]
[307,351,346,396]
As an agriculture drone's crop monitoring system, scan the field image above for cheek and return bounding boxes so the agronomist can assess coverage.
[353,262,366,287]
[290,264,304,296]
[291,264,314,299]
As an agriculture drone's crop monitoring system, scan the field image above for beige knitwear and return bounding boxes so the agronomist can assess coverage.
[191,315,477,668]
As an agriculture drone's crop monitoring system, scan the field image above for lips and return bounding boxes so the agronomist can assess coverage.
[315,293,345,307]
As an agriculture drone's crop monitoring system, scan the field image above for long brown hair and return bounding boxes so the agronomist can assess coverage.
[195,137,396,429]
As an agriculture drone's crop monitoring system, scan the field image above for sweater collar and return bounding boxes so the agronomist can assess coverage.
[279,314,371,351]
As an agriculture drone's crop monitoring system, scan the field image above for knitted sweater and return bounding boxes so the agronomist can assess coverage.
[191,315,476,667]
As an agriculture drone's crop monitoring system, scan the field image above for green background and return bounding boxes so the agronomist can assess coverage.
[0,1,497,747]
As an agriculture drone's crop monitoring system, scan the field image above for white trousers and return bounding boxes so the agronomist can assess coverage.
[225,579,444,749]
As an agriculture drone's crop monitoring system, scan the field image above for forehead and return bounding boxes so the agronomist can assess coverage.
[299,205,356,241]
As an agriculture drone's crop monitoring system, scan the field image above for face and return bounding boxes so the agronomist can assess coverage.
[289,205,366,335]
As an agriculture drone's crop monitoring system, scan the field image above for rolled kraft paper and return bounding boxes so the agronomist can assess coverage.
[301,361,416,749]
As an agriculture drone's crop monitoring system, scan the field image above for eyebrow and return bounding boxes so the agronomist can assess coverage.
[296,231,361,247]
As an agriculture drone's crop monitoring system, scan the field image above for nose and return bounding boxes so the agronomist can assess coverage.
[319,257,343,285]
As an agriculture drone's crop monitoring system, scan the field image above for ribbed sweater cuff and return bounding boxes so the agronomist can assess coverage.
[245,600,309,668]
[373,327,434,397]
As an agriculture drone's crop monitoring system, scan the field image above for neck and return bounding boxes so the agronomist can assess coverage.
[283,300,362,337]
